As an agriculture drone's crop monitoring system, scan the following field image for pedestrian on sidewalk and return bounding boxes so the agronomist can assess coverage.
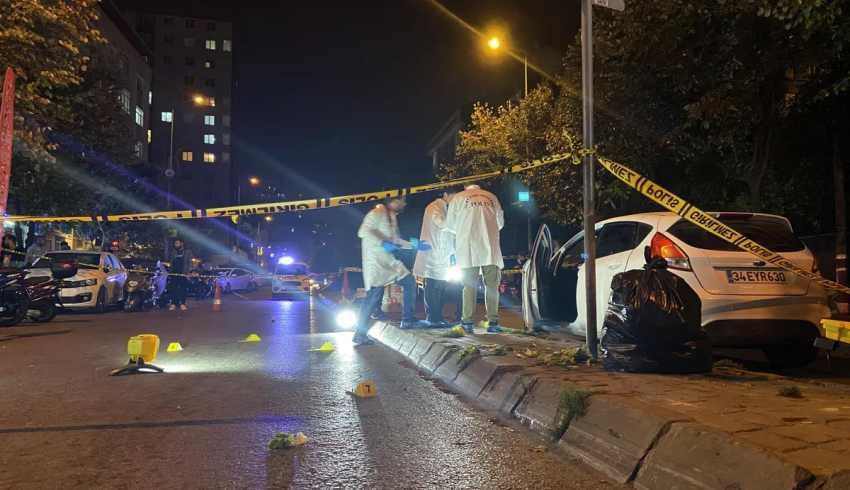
[413,188,459,327]
[168,238,194,311]
[353,196,431,346]
[445,184,505,333]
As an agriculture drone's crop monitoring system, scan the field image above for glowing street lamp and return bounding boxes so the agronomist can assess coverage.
[264,215,273,222]
[487,36,501,50]
[485,33,527,96]
[249,176,261,186]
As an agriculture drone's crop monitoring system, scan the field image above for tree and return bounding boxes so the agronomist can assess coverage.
[0,0,103,160]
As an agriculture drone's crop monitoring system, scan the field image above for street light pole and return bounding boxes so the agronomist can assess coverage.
[524,54,528,97]
[581,0,599,359]
[167,106,175,211]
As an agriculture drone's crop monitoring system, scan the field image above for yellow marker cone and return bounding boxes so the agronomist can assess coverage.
[242,333,262,342]
[309,341,335,353]
[166,342,183,352]
[352,380,377,398]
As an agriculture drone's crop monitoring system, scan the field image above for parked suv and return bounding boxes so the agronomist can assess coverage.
[522,212,831,368]
[28,251,128,312]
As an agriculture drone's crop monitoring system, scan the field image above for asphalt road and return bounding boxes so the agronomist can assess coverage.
[0,289,621,490]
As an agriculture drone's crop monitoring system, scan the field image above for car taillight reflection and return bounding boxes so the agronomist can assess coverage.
[650,232,692,271]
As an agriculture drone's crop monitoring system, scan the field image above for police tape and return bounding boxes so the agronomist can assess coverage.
[597,157,850,296]
[6,153,572,224]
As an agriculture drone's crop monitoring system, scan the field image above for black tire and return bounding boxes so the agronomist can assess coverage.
[0,294,29,327]
[93,288,107,314]
[763,343,819,370]
[29,303,56,323]
[124,294,139,312]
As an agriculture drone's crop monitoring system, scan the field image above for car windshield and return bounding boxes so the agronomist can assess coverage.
[275,264,308,275]
[33,252,100,269]
[667,215,805,252]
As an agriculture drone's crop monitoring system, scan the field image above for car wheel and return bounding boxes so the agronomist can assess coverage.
[763,343,818,370]
[29,303,57,323]
[94,288,107,313]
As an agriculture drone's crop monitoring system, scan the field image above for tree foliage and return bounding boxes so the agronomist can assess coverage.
[447,0,849,229]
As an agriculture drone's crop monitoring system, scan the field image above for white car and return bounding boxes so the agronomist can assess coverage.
[29,251,128,312]
[214,268,257,293]
[272,262,311,299]
[523,212,831,368]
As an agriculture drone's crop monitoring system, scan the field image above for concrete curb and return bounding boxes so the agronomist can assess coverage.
[369,323,822,489]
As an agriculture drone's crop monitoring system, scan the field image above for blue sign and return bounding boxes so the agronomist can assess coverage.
[518,191,531,202]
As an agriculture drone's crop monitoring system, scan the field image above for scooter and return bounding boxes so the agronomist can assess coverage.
[26,260,78,322]
[187,270,214,299]
[124,261,168,312]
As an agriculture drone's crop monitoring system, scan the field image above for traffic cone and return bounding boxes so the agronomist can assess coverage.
[212,282,222,312]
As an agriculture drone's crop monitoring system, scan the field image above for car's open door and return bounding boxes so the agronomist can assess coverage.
[522,224,555,330]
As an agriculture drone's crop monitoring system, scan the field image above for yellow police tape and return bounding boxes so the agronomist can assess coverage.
[6,153,572,224]
[598,157,850,296]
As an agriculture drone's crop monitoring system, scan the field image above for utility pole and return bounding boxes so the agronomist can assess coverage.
[581,0,599,358]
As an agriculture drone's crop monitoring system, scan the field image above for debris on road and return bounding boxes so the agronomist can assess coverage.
[778,386,804,398]
[541,347,589,367]
[442,326,466,338]
[268,432,309,450]
[457,346,480,369]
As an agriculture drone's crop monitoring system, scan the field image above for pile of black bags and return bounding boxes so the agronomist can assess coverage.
[601,257,712,373]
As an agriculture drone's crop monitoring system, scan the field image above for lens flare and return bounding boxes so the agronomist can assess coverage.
[335,309,357,329]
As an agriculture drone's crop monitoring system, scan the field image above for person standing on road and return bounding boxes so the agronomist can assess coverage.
[353,196,432,346]
[1,235,24,268]
[445,184,505,333]
[168,238,194,311]
[413,189,459,327]
[24,235,46,267]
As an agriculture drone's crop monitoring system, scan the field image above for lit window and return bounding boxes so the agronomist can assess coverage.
[222,115,230,127]
[184,37,195,47]
[222,151,231,162]
[223,40,232,52]
[161,111,173,122]
[148,91,152,105]
[134,106,144,126]
[118,89,131,114]
[204,115,215,126]
[205,39,216,50]
[222,132,230,145]
[203,152,216,163]
[204,134,216,144]
[147,129,152,143]
[134,141,143,158]
[204,60,215,69]
[181,151,193,161]
[208,96,216,107]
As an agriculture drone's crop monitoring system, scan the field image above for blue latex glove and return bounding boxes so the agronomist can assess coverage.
[382,241,399,253]
[416,241,432,252]
[450,255,457,266]
[409,238,420,249]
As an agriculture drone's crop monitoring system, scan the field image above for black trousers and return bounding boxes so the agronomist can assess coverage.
[424,278,447,323]
[169,276,188,306]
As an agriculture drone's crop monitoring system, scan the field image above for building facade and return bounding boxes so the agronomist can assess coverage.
[122,10,234,210]
[98,1,153,164]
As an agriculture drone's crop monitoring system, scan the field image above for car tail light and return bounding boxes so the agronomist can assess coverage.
[650,233,692,271]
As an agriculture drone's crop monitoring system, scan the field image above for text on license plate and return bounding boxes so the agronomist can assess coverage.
[726,270,787,284]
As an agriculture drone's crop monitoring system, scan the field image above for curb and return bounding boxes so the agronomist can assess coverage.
[369,323,820,489]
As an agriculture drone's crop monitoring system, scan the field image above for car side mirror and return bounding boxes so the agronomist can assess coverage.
[103,266,111,273]
[51,260,78,280]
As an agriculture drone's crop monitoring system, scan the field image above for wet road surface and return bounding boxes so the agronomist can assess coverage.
[0,290,621,489]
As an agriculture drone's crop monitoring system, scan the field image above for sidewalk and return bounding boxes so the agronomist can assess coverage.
[368,318,850,489]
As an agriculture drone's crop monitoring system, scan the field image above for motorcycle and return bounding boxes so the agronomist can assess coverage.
[0,260,77,326]
[0,269,30,326]
[124,261,167,312]
[187,270,214,299]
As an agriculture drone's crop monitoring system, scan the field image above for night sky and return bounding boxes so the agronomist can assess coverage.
[117,1,579,268]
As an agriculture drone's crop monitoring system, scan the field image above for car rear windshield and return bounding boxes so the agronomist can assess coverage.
[275,264,308,275]
[33,253,100,268]
[667,215,804,252]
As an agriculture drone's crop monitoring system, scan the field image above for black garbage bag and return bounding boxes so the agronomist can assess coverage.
[601,257,712,373]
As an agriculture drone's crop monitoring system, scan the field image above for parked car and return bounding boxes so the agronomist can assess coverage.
[214,267,257,293]
[28,251,128,312]
[272,262,311,299]
[523,212,831,368]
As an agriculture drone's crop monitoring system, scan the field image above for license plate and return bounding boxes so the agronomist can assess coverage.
[726,270,787,284]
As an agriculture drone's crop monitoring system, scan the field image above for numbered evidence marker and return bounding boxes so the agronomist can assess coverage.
[352,380,377,398]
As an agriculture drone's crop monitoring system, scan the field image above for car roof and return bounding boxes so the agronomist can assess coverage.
[600,211,791,226]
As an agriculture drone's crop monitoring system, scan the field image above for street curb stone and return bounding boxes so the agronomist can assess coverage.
[559,396,690,484]
[634,423,814,490]
[478,371,537,415]
[420,342,453,374]
[514,377,575,439]
[453,356,528,399]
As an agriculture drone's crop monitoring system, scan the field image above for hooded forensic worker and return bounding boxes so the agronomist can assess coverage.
[445,184,505,333]
[413,189,460,326]
[353,196,432,345]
